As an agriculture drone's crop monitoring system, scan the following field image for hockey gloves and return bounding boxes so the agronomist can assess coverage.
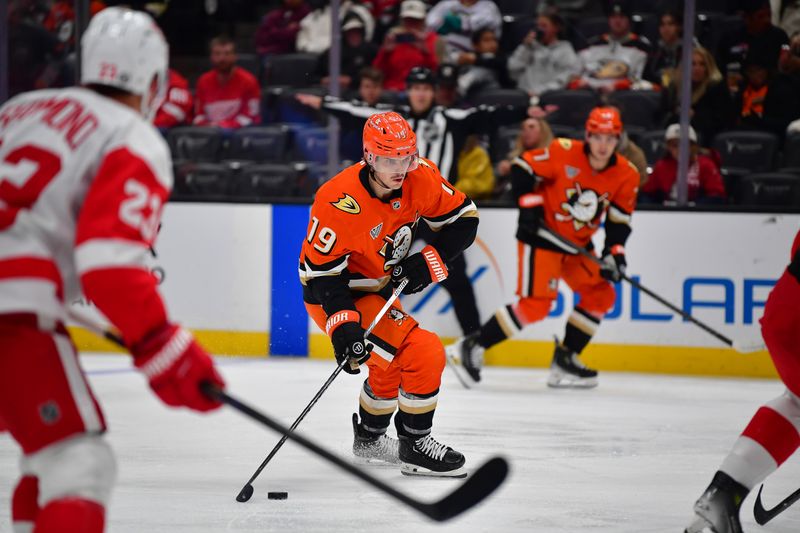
[131,323,225,412]
[600,245,627,283]
[391,245,448,294]
[326,310,371,374]
[515,193,544,245]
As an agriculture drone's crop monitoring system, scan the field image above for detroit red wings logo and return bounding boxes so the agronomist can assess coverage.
[555,182,609,230]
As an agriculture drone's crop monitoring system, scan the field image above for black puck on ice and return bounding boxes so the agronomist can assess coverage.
[267,491,288,500]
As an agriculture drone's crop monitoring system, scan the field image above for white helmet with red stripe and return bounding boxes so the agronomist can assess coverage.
[81,7,168,120]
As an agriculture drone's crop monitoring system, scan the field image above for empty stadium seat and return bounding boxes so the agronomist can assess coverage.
[167,127,224,163]
[233,163,298,198]
[783,133,800,168]
[225,125,291,162]
[712,131,779,173]
[263,53,319,87]
[172,162,231,199]
[640,130,667,165]
[539,90,600,128]
[293,126,330,165]
[609,91,661,130]
[739,173,800,207]
[472,88,531,108]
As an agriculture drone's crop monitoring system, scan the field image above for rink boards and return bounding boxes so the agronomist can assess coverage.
[69,203,799,378]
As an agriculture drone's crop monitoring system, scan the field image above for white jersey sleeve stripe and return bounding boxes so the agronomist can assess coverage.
[75,238,151,274]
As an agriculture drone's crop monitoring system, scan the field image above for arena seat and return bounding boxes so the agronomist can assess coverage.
[539,90,600,128]
[608,91,661,130]
[167,126,224,163]
[225,125,292,163]
[263,53,319,87]
[233,163,299,198]
[172,162,231,199]
[712,130,779,174]
[738,173,800,207]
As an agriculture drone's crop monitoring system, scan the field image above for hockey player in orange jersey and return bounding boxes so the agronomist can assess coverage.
[450,107,639,388]
[299,111,479,476]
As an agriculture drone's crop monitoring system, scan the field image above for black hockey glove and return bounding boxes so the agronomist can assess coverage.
[600,245,627,283]
[515,193,544,245]
[391,245,449,294]
[326,310,371,374]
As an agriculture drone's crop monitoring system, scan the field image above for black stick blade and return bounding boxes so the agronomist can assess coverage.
[236,484,254,503]
[424,456,509,522]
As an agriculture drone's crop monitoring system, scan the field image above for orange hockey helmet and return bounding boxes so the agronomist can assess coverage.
[585,107,623,136]
[363,111,419,174]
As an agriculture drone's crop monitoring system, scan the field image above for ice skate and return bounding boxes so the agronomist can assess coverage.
[547,342,598,389]
[685,473,746,533]
[352,414,400,465]
[446,332,484,385]
[399,433,467,478]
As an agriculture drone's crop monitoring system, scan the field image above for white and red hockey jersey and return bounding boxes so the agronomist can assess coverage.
[193,67,261,129]
[0,87,171,344]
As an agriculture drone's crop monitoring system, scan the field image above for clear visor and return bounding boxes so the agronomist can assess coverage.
[372,153,419,174]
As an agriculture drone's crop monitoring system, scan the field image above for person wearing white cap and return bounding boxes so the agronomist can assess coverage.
[373,0,445,91]
[639,124,727,204]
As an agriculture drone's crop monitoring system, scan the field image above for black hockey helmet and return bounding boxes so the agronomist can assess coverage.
[406,66,436,88]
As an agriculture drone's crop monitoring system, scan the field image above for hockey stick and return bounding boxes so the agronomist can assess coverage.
[235,278,408,503]
[70,304,511,522]
[753,483,800,525]
[535,226,765,354]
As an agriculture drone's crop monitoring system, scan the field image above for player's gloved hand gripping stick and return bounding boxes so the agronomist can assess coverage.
[536,225,766,353]
[236,278,408,502]
[70,298,510,522]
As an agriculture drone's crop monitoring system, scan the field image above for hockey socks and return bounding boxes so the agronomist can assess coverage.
[563,307,601,354]
[35,498,104,533]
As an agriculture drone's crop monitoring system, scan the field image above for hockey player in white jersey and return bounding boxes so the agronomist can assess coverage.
[0,8,225,532]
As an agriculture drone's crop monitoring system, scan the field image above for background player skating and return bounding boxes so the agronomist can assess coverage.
[449,107,639,388]
[299,111,478,477]
[0,8,225,532]
[685,229,800,533]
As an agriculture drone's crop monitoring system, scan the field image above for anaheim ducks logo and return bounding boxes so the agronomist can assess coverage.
[378,222,416,271]
[388,308,408,325]
[330,194,361,214]
[555,182,609,230]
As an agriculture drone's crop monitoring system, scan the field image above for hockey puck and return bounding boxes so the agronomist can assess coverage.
[267,492,288,500]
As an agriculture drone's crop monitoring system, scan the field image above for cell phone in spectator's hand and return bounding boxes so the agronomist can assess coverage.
[395,32,417,43]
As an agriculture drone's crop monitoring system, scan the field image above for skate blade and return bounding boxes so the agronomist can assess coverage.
[445,353,475,389]
[546,374,598,389]
[400,463,468,478]
[352,455,401,468]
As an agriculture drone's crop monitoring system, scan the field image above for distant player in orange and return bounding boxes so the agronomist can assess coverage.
[450,107,639,388]
[299,111,479,477]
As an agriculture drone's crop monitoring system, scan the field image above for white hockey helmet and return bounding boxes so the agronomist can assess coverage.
[81,7,168,120]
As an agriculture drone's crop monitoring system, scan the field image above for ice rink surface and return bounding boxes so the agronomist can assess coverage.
[2,354,800,533]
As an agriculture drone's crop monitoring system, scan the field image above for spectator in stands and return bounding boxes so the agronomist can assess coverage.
[734,49,800,139]
[373,0,442,91]
[717,0,789,90]
[455,27,511,101]
[426,0,502,61]
[570,0,653,93]
[780,1,800,37]
[639,124,726,204]
[435,63,463,107]
[255,0,310,62]
[455,135,495,199]
[8,1,62,96]
[297,0,375,54]
[784,32,800,133]
[316,15,379,92]
[645,7,683,88]
[43,0,105,55]
[154,69,194,132]
[661,46,734,147]
[617,131,648,185]
[495,116,554,184]
[193,36,261,129]
[507,10,580,98]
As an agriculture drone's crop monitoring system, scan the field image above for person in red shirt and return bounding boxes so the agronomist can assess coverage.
[640,124,727,204]
[43,0,106,53]
[254,0,310,57]
[373,0,442,91]
[154,69,194,131]
[193,36,261,129]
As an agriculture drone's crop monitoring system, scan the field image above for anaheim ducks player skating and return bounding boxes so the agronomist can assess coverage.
[299,111,479,476]
[450,107,639,388]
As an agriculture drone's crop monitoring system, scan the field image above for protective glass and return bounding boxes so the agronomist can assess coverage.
[372,153,419,174]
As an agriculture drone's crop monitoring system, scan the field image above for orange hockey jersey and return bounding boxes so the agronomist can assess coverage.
[299,158,477,296]
[516,137,639,248]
